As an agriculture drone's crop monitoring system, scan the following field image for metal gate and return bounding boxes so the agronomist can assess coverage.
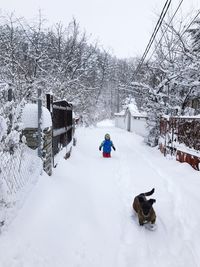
[46,94,74,166]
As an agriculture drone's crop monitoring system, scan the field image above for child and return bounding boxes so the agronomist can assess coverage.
[99,133,116,158]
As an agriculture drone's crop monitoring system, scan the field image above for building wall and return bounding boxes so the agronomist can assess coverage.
[115,114,148,137]
[115,116,126,129]
[130,117,148,137]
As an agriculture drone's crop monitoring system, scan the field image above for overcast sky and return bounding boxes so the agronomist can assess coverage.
[0,0,200,58]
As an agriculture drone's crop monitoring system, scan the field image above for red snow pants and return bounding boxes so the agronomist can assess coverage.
[103,152,111,158]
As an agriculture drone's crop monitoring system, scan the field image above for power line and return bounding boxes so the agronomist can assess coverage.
[140,0,172,62]
[123,8,200,102]
[150,10,200,93]
[180,9,200,36]
[135,0,172,74]
[156,9,200,65]
[147,0,184,63]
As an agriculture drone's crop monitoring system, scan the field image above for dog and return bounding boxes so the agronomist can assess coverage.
[133,188,156,226]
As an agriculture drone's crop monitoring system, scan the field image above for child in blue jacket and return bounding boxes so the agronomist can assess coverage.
[99,133,116,157]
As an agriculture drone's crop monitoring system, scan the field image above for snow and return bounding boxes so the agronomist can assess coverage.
[128,103,147,117]
[115,110,125,116]
[0,115,7,141]
[174,115,200,119]
[53,127,67,136]
[162,114,170,120]
[0,82,8,92]
[0,122,200,267]
[22,104,52,130]
[0,145,42,227]
[115,100,147,117]
[176,142,200,157]
[97,119,115,127]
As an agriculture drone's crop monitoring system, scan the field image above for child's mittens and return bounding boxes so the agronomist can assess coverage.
[99,146,101,151]
[113,146,116,151]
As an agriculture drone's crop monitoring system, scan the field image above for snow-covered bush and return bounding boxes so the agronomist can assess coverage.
[0,115,7,141]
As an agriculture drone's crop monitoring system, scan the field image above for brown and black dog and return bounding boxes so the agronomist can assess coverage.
[133,188,156,226]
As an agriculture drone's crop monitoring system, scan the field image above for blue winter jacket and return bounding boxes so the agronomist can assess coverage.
[100,140,114,153]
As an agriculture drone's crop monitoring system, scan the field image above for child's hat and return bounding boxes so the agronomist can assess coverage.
[105,133,110,139]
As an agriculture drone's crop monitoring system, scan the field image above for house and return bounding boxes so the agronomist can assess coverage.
[115,103,148,137]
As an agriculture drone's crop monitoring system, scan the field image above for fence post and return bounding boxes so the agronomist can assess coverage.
[38,87,42,159]
[46,93,53,114]
[46,94,55,167]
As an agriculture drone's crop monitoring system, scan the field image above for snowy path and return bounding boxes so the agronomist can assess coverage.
[0,123,200,267]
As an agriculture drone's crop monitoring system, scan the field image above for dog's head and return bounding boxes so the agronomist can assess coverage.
[139,197,156,217]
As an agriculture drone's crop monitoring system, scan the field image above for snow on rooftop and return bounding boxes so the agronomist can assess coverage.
[128,103,147,116]
[22,104,52,130]
[115,101,147,117]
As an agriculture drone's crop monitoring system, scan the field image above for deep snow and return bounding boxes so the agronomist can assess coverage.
[0,121,200,267]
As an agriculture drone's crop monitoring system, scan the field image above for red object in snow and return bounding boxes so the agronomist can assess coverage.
[103,152,111,158]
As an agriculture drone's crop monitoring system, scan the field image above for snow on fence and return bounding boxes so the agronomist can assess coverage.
[115,107,148,137]
[0,84,43,226]
[159,116,200,170]
[22,103,53,175]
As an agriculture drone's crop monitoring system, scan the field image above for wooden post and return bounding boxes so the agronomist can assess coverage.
[46,93,53,114]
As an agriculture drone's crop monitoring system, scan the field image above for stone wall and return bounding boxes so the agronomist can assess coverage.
[22,127,52,176]
[43,128,52,176]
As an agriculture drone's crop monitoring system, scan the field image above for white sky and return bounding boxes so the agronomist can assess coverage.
[0,0,200,58]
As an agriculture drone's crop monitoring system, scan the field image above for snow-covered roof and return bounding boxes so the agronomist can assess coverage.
[115,102,147,117]
[127,103,147,117]
[22,103,52,130]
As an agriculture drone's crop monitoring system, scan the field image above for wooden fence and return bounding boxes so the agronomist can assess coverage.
[159,116,200,170]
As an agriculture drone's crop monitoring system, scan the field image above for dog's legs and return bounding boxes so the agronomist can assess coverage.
[139,217,144,226]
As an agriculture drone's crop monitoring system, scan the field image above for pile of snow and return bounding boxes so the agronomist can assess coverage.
[96,119,114,127]
[22,104,52,130]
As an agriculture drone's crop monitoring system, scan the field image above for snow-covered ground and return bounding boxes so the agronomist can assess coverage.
[0,121,200,267]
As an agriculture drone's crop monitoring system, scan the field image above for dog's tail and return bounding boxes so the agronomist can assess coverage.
[143,188,155,196]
